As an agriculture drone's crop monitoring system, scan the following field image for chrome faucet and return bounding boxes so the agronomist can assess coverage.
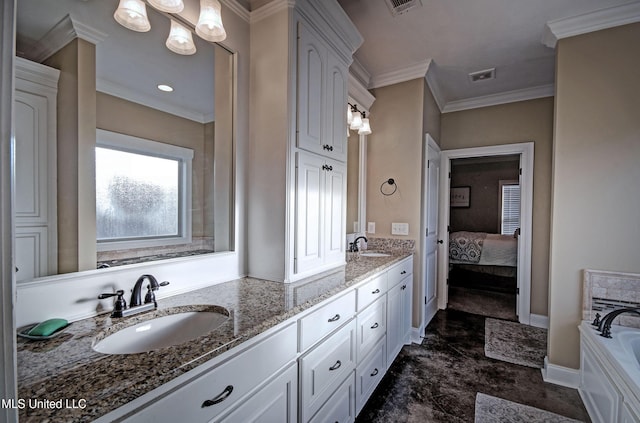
[349,236,368,252]
[98,274,169,318]
[596,307,640,338]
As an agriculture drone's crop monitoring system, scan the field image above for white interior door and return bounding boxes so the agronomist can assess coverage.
[423,135,440,328]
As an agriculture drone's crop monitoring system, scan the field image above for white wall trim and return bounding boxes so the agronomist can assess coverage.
[442,84,555,113]
[349,57,371,89]
[530,313,549,329]
[369,59,431,89]
[348,76,375,112]
[424,66,445,113]
[249,0,294,24]
[437,142,534,327]
[411,326,425,344]
[542,356,580,388]
[542,1,640,48]
[14,57,60,90]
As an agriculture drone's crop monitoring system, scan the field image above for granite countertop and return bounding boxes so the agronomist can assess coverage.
[17,251,412,422]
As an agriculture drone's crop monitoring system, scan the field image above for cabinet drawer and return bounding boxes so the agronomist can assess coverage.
[309,371,356,423]
[387,257,412,288]
[300,319,357,423]
[299,290,356,351]
[356,273,387,312]
[357,297,386,362]
[126,323,297,423]
[356,338,386,414]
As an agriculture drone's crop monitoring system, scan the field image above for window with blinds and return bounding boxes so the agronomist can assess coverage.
[500,180,520,235]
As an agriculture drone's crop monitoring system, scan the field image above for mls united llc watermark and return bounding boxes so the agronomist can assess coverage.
[1,398,87,410]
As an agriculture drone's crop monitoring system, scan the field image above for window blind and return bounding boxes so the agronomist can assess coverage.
[501,184,520,235]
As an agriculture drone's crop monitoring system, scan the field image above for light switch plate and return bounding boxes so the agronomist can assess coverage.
[391,222,409,235]
[367,222,375,233]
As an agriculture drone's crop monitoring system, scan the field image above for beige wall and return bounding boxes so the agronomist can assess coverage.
[347,131,359,233]
[441,97,554,316]
[369,78,425,325]
[423,80,441,143]
[548,23,640,369]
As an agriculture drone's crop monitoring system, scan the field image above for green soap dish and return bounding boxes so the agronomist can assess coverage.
[17,319,71,340]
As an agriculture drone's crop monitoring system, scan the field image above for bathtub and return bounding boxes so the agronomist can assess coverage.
[579,321,640,423]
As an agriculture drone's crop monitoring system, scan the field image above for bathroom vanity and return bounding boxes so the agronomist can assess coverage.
[17,253,413,422]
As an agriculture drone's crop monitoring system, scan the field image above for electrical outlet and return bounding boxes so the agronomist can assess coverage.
[391,222,409,235]
[367,222,376,233]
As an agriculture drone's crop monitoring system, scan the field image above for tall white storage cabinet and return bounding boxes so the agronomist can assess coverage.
[13,57,59,282]
[248,0,362,282]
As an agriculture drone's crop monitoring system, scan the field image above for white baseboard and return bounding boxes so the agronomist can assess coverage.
[541,356,580,389]
[530,314,549,329]
[411,326,424,344]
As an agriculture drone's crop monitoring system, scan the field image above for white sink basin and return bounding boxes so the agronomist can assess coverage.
[359,252,391,257]
[93,310,228,354]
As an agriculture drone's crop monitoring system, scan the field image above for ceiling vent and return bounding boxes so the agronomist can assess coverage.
[385,0,422,17]
[468,68,496,83]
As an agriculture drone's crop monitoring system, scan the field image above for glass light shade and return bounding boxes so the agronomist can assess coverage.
[166,20,197,55]
[114,0,151,32]
[148,0,184,13]
[196,0,227,42]
[358,118,372,135]
[347,106,353,126]
[350,112,363,130]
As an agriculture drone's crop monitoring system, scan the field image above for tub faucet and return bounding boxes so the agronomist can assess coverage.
[598,307,640,338]
[350,236,368,252]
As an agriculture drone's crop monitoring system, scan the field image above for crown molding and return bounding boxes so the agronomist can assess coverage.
[442,84,554,113]
[220,0,251,23]
[14,57,60,91]
[348,74,375,112]
[542,1,640,48]
[250,0,295,24]
[28,15,107,63]
[349,57,371,88]
[369,59,431,89]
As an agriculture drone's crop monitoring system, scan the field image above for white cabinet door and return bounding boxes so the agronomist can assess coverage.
[386,281,403,365]
[295,152,346,275]
[218,364,298,423]
[323,159,346,267]
[297,21,326,157]
[401,278,413,345]
[324,51,348,161]
[308,372,356,423]
[295,153,325,273]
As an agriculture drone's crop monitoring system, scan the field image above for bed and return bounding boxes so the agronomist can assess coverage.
[448,231,518,279]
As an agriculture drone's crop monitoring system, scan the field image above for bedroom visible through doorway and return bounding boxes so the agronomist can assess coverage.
[447,155,520,321]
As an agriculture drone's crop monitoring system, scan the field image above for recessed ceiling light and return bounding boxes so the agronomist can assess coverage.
[157,84,174,92]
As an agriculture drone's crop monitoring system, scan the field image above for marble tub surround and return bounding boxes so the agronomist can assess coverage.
[583,269,640,329]
[17,252,410,422]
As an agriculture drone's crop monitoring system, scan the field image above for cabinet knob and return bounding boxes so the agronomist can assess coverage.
[400,270,407,275]
[437,239,444,244]
[371,322,379,329]
[329,360,342,371]
[322,144,334,152]
[370,368,379,377]
[401,284,407,290]
[322,164,333,171]
[372,288,380,294]
[201,385,234,407]
[327,314,340,323]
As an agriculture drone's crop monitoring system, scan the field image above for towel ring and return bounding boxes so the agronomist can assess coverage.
[380,178,397,196]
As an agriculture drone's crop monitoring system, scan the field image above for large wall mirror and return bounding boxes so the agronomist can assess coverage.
[14,0,235,282]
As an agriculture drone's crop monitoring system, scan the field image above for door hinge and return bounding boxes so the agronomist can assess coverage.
[425,228,428,236]
[519,168,522,175]
[448,172,451,179]
[516,288,520,294]
[424,296,427,305]
[447,225,450,232]
[427,161,430,168]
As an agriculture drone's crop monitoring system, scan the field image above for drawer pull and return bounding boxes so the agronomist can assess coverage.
[401,284,407,290]
[400,270,407,275]
[371,322,379,329]
[372,289,380,294]
[327,314,340,323]
[329,360,342,371]
[371,368,379,377]
[202,385,234,407]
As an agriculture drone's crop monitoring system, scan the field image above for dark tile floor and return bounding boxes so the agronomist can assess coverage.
[356,309,591,423]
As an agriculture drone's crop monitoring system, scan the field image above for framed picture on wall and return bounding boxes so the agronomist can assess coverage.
[451,186,470,208]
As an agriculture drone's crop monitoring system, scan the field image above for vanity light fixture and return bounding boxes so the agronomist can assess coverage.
[358,111,372,135]
[349,104,363,130]
[114,0,227,55]
[196,0,227,42]
[148,0,184,13]
[166,20,197,55]
[114,0,151,32]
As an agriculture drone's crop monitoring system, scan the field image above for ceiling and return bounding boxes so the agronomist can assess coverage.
[336,0,638,111]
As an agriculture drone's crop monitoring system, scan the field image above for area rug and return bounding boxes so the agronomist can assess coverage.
[474,393,584,422]
[448,287,517,321]
[484,318,546,368]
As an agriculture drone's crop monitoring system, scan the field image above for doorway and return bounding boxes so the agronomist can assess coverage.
[437,142,534,325]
